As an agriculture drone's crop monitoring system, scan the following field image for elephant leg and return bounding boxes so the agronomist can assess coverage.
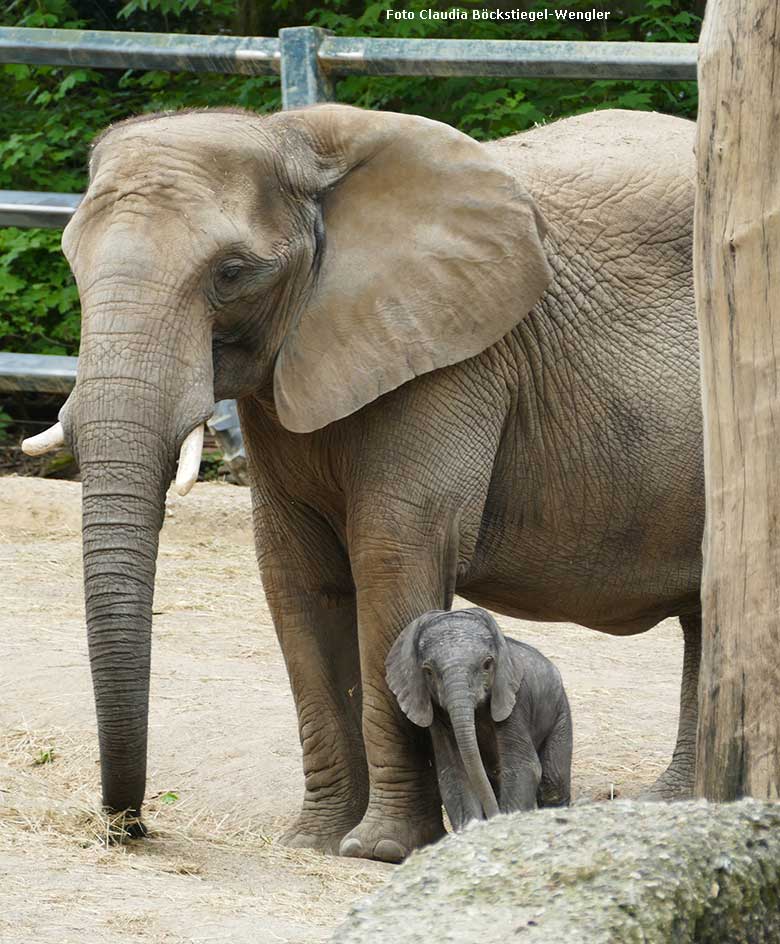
[253,494,368,853]
[642,612,701,801]
[537,711,573,808]
[495,727,542,814]
[429,722,482,831]
[338,550,449,862]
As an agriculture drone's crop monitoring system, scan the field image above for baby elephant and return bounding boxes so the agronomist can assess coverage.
[386,607,572,829]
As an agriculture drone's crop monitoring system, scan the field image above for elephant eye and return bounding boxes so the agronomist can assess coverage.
[422,665,434,678]
[211,253,281,303]
[217,259,245,283]
[482,657,495,671]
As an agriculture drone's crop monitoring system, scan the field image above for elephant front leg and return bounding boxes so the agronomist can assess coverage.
[339,557,449,862]
[255,499,368,853]
[495,727,542,814]
[276,598,368,853]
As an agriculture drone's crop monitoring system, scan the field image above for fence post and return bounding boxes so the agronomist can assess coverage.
[194,27,335,477]
[279,26,334,109]
[695,0,780,800]
[211,27,335,476]
[212,27,334,477]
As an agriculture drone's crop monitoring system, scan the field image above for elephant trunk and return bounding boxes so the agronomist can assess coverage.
[447,692,500,820]
[79,427,171,816]
[70,286,214,819]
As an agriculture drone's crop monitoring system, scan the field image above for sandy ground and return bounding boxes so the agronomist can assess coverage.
[0,477,684,943]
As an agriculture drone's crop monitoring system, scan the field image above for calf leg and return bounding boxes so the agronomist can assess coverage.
[537,706,573,807]
[495,727,541,813]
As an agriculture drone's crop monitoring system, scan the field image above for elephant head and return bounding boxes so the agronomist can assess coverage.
[22,105,550,821]
[386,608,522,819]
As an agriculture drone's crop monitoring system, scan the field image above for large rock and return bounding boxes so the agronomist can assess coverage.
[331,800,780,943]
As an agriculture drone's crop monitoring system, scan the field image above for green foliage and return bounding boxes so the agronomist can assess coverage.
[0,227,80,354]
[1,0,702,358]
[308,0,700,138]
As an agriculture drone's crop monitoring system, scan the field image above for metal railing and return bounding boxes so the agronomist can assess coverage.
[0,24,698,450]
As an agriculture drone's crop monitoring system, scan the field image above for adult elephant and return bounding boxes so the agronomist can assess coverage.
[24,104,702,863]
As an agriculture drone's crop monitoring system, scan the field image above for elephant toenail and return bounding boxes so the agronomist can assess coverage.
[339,837,364,858]
[374,839,406,863]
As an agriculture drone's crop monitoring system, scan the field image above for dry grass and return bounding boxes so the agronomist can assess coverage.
[0,477,684,944]
[0,724,380,895]
[0,718,384,944]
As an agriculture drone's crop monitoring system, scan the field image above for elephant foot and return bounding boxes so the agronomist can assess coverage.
[280,809,363,856]
[339,809,445,863]
[640,757,695,802]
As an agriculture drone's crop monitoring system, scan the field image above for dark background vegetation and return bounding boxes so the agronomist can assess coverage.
[0,0,703,433]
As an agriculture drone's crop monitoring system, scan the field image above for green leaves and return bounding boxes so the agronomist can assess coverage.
[119,0,203,20]
[1,0,702,361]
[0,228,79,356]
[117,0,240,26]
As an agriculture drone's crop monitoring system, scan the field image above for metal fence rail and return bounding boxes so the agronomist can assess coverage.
[0,190,81,229]
[0,23,698,446]
[0,353,77,394]
[0,25,697,83]
[0,25,698,234]
[0,26,280,73]
[319,35,697,79]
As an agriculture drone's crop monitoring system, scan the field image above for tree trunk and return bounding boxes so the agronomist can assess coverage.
[695,0,780,799]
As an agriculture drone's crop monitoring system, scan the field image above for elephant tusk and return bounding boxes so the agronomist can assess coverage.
[174,424,204,496]
[21,422,65,457]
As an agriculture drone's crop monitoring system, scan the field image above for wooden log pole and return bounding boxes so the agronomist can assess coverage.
[695,0,780,799]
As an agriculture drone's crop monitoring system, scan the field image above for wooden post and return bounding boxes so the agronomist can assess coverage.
[695,0,780,799]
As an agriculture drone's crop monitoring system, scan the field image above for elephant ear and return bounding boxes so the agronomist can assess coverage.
[385,614,436,729]
[479,610,522,723]
[272,104,552,433]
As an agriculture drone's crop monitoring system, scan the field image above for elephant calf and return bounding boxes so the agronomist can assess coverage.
[387,608,572,829]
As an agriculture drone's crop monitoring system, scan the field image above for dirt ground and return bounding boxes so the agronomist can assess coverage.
[0,477,685,943]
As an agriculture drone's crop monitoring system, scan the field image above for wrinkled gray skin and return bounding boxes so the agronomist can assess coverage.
[57,104,702,863]
[387,608,572,829]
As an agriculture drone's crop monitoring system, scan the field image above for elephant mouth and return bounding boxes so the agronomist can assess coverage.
[22,416,208,497]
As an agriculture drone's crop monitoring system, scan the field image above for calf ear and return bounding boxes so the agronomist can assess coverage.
[386,615,435,728]
[482,612,522,722]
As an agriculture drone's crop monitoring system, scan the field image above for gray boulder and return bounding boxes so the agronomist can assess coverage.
[331,800,780,943]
